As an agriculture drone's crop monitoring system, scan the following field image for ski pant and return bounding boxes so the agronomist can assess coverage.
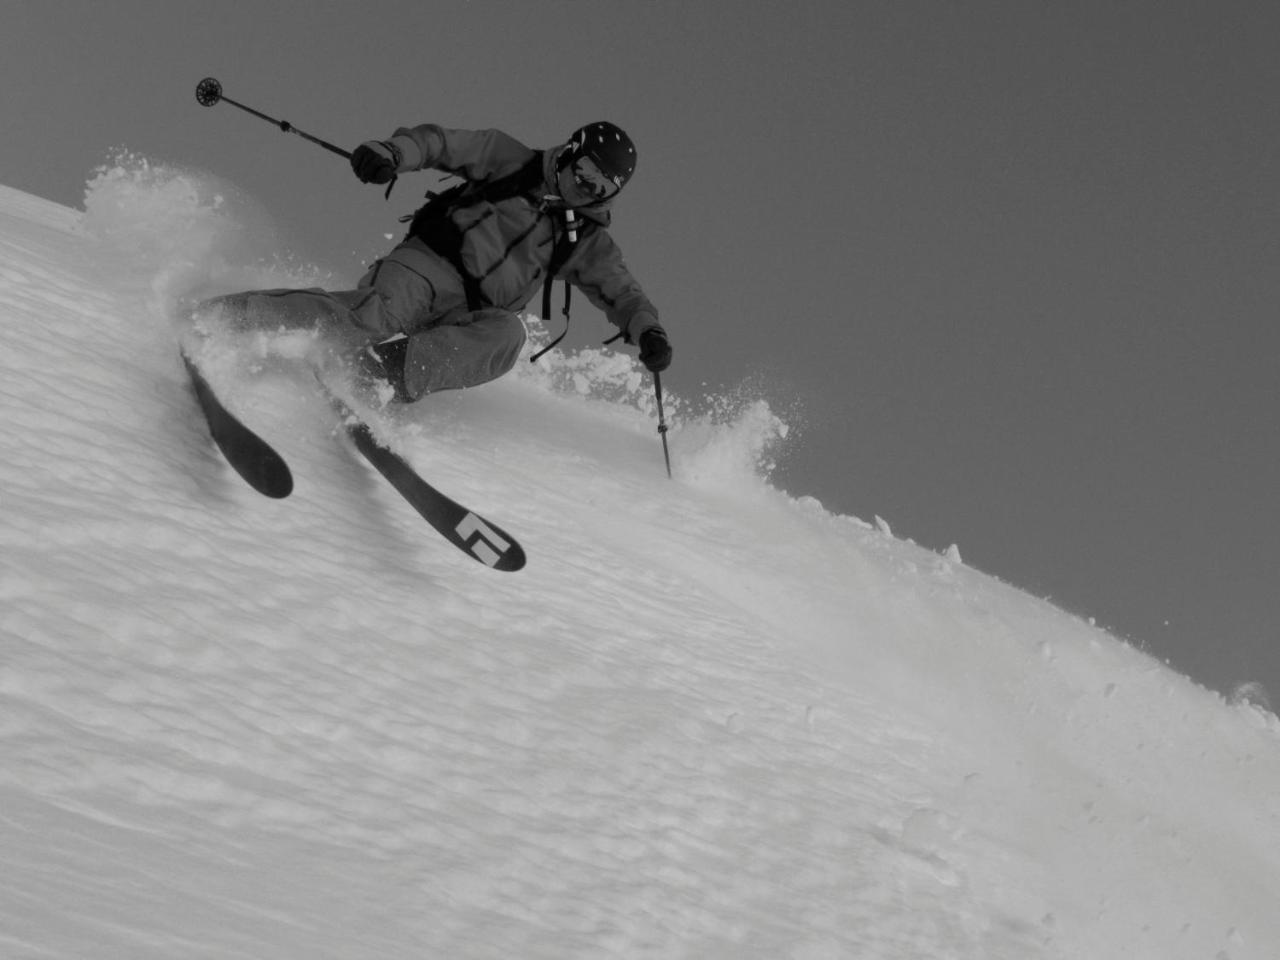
[206,236,527,401]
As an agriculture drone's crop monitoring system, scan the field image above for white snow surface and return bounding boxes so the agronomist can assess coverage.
[2,163,1279,959]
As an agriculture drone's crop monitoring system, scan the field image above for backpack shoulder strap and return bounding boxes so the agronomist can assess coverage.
[404,151,546,236]
[471,150,547,205]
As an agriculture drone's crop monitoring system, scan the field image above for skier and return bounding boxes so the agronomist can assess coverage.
[197,121,671,402]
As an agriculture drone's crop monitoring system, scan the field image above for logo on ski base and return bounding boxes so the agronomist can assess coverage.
[454,513,511,567]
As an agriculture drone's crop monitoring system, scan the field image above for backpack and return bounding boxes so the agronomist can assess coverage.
[401,152,585,359]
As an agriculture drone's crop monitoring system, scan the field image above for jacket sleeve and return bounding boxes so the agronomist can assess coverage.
[560,229,661,344]
[386,125,534,181]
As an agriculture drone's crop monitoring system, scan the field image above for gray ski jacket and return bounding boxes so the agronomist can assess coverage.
[386,124,662,345]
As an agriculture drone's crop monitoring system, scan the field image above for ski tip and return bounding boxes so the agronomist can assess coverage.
[493,545,527,573]
[182,348,294,500]
[453,512,527,572]
[223,446,294,499]
[257,470,295,499]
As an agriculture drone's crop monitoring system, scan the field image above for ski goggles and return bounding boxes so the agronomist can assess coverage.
[571,156,621,202]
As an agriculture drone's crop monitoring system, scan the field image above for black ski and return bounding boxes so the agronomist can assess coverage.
[181,351,294,499]
[320,382,527,572]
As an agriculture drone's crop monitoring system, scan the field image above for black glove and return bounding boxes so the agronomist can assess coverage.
[638,327,672,373]
[350,140,401,184]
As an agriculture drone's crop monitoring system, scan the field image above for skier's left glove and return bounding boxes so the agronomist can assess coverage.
[350,140,402,184]
[638,327,672,373]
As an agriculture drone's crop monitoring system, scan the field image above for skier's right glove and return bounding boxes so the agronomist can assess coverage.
[350,140,402,184]
[638,327,672,373]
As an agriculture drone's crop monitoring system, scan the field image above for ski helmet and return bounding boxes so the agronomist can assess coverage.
[559,122,637,192]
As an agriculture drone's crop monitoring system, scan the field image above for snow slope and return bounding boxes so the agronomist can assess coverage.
[1,163,1278,959]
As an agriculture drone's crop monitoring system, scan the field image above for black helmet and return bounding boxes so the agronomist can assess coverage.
[559,121,637,191]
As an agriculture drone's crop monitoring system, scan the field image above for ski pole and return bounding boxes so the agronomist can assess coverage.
[653,372,672,479]
[195,77,351,160]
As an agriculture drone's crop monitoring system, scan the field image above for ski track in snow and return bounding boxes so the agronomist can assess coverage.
[2,173,1280,960]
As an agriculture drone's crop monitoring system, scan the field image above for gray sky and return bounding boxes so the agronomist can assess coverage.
[5,0,1279,700]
